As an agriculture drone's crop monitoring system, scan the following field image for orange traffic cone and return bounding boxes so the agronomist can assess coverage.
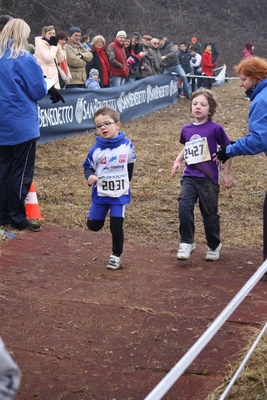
[25,182,44,220]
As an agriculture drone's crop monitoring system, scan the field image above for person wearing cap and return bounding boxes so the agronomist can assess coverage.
[243,42,254,59]
[139,34,156,78]
[158,35,191,99]
[107,30,129,86]
[65,26,93,88]
[85,68,101,89]
[189,37,203,55]
[150,38,164,74]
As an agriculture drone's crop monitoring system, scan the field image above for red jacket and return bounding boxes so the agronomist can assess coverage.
[201,50,216,76]
[107,39,129,78]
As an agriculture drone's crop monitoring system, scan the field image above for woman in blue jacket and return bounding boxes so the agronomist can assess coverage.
[216,56,267,260]
[0,18,64,232]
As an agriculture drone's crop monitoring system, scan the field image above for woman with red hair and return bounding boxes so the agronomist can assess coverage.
[216,56,267,260]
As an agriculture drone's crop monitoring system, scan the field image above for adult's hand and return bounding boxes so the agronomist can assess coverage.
[215,145,229,163]
[48,86,65,103]
[49,36,58,46]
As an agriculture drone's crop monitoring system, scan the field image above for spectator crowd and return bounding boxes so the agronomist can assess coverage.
[29,25,223,98]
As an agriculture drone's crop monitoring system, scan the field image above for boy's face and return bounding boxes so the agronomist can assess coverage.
[91,74,99,80]
[179,44,186,52]
[191,94,210,123]
[94,114,120,139]
[190,50,196,56]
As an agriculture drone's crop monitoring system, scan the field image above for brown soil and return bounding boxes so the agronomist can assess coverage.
[1,80,267,400]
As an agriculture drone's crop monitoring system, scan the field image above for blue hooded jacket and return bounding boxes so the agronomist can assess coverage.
[227,78,267,157]
[0,47,47,145]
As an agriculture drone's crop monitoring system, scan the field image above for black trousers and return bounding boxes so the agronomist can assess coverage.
[0,139,36,228]
[87,217,124,256]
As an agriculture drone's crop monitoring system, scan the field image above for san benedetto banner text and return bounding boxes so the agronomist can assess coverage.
[38,73,178,144]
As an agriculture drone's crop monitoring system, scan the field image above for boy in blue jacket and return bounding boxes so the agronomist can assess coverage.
[83,107,136,270]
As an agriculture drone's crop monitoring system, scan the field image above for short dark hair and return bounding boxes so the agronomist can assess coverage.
[93,107,120,123]
[190,46,198,52]
[0,15,13,31]
[131,32,141,39]
[56,31,67,41]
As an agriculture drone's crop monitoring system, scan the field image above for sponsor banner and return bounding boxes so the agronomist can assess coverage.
[38,74,178,144]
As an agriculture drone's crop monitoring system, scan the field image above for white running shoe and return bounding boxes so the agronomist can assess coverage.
[205,243,222,261]
[177,243,196,260]
[106,255,121,270]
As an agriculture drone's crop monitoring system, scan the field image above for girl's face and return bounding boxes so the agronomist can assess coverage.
[124,39,131,48]
[58,38,67,47]
[191,94,210,123]
[44,29,55,39]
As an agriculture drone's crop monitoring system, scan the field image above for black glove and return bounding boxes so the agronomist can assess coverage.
[216,145,230,163]
[48,86,65,104]
[49,36,58,46]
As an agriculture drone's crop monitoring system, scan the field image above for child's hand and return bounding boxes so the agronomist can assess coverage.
[171,161,181,177]
[87,175,98,186]
[222,174,234,188]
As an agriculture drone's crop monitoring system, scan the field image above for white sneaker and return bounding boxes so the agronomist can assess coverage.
[177,243,195,260]
[205,243,222,261]
[106,255,121,270]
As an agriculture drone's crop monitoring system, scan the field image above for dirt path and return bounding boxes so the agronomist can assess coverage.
[0,226,266,399]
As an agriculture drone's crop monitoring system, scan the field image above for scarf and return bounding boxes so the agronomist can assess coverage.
[96,132,125,149]
[95,47,110,86]
[58,57,69,76]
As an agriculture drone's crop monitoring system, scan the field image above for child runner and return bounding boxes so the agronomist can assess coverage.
[83,106,136,270]
[171,88,234,261]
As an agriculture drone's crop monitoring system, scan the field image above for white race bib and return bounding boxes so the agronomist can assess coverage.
[97,173,129,198]
[184,137,211,165]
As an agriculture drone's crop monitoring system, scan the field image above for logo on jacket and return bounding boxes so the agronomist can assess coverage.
[119,154,126,163]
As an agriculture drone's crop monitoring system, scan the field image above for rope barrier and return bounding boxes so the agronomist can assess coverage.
[144,260,267,400]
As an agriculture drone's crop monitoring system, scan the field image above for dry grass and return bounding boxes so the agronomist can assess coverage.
[34,79,264,249]
[205,327,267,400]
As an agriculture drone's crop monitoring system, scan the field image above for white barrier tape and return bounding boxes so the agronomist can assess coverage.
[186,75,239,80]
[219,321,267,400]
[172,73,239,80]
[144,260,267,400]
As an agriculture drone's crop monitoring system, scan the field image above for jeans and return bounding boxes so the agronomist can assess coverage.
[178,177,220,250]
[110,76,126,87]
[164,64,191,97]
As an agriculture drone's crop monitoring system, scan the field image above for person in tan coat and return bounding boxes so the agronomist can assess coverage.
[65,26,93,88]
[34,25,65,89]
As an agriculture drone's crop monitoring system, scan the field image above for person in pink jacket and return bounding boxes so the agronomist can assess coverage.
[34,25,64,89]
[242,42,254,59]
